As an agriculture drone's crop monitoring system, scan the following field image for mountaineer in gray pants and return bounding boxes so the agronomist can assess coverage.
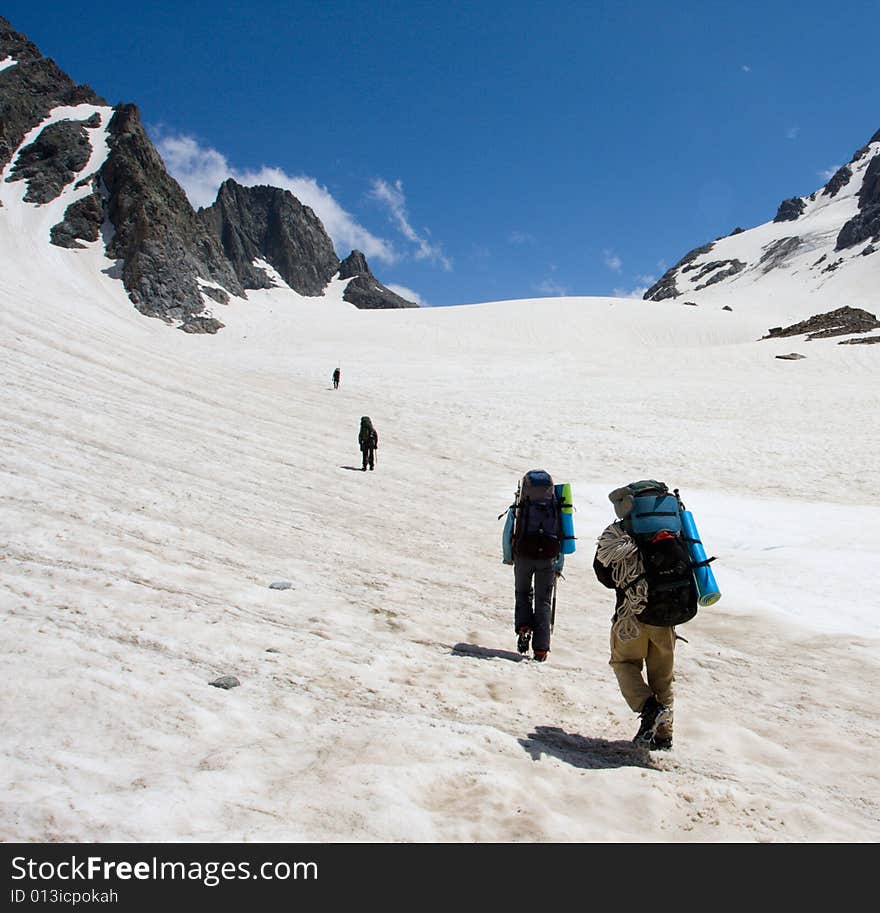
[514,556,558,660]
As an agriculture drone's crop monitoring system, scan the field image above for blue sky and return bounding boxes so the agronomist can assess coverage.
[5,0,878,306]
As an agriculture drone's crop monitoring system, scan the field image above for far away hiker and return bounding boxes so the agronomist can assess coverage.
[332,367,340,389]
[501,469,566,662]
[358,416,378,471]
[593,479,699,750]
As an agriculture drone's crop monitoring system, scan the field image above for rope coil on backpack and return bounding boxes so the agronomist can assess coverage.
[596,521,647,641]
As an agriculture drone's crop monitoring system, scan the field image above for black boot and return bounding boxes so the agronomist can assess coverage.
[516,626,531,654]
[633,695,670,746]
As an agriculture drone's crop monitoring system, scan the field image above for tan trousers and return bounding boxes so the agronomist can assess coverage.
[609,622,675,733]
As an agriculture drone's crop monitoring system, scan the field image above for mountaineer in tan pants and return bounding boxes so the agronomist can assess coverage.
[609,622,675,738]
[593,481,698,751]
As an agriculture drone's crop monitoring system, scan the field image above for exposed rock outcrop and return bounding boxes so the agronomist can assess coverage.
[643,242,714,301]
[101,104,245,322]
[835,153,880,250]
[757,237,801,273]
[762,306,880,341]
[0,17,105,171]
[822,164,852,198]
[50,180,104,248]
[6,115,98,203]
[338,250,417,309]
[773,197,806,222]
[199,179,340,295]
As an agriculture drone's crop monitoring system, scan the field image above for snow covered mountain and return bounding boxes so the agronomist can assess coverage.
[644,128,880,307]
[0,17,415,335]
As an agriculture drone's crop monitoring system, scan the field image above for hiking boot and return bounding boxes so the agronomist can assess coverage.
[649,735,673,751]
[533,649,548,662]
[516,626,531,654]
[633,695,671,746]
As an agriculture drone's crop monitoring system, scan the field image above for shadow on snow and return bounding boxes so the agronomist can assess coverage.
[519,726,660,771]
[452,642,525,663]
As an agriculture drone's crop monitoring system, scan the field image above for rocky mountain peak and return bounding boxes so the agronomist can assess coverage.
[198,179,340,296]
[338,250,372,280]
[1,17,421,331]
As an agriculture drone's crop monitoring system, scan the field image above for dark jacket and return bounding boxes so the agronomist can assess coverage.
[358,419,378,451]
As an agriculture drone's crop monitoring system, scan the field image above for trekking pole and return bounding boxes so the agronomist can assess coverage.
[551,576,558,633]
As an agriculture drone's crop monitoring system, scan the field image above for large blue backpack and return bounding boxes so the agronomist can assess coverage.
[622,480,697,626]
[512,469,562,560]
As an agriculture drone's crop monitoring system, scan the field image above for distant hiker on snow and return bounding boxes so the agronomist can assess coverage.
[332,367,340,389]
[593,480,700,751]
[501,469,569,662]
[358,416,378,471]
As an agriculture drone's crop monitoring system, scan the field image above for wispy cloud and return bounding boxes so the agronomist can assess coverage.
[534,278,568,297]
[369,178,452,271]
[613,285,649,299]
[154,131,397,264]
[602,249,622,272]
[386,283,427,306]
[786,126,800,140]
[818,165,840,181]
[741,64,751,73]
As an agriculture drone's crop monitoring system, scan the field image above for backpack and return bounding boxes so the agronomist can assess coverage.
[359,417,377,448]
[512,469,562,560]
[621,480,697,626]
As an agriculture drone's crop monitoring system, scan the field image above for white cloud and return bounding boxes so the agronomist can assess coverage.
[153,131,397,265]
[786,127,800,140]
[741,64,751,73]
[602,249,622,272]
[819,165,840,181]
[534,278,568,297]
[369,178,452,271]
[613,285,649,299]
[385,283,426,306]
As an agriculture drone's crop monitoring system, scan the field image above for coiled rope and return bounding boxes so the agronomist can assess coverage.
[596,521,647,641]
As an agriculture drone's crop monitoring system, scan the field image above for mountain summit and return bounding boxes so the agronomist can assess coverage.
[644,128,880,303]
[0,17,417,332]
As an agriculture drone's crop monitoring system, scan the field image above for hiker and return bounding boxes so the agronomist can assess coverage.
[592,480,698,751]
[332,367,340,389]
[502,469,566,662]
[358,416,378,471]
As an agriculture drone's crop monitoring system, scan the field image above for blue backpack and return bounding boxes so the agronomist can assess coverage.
[622,481,697,626]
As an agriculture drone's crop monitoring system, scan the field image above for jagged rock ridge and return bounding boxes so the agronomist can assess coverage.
[1,16,418,331]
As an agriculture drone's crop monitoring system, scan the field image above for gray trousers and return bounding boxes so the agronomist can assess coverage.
[514,556,556,652]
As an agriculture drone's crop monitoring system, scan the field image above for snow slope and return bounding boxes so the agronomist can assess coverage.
[1,122,879,842]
